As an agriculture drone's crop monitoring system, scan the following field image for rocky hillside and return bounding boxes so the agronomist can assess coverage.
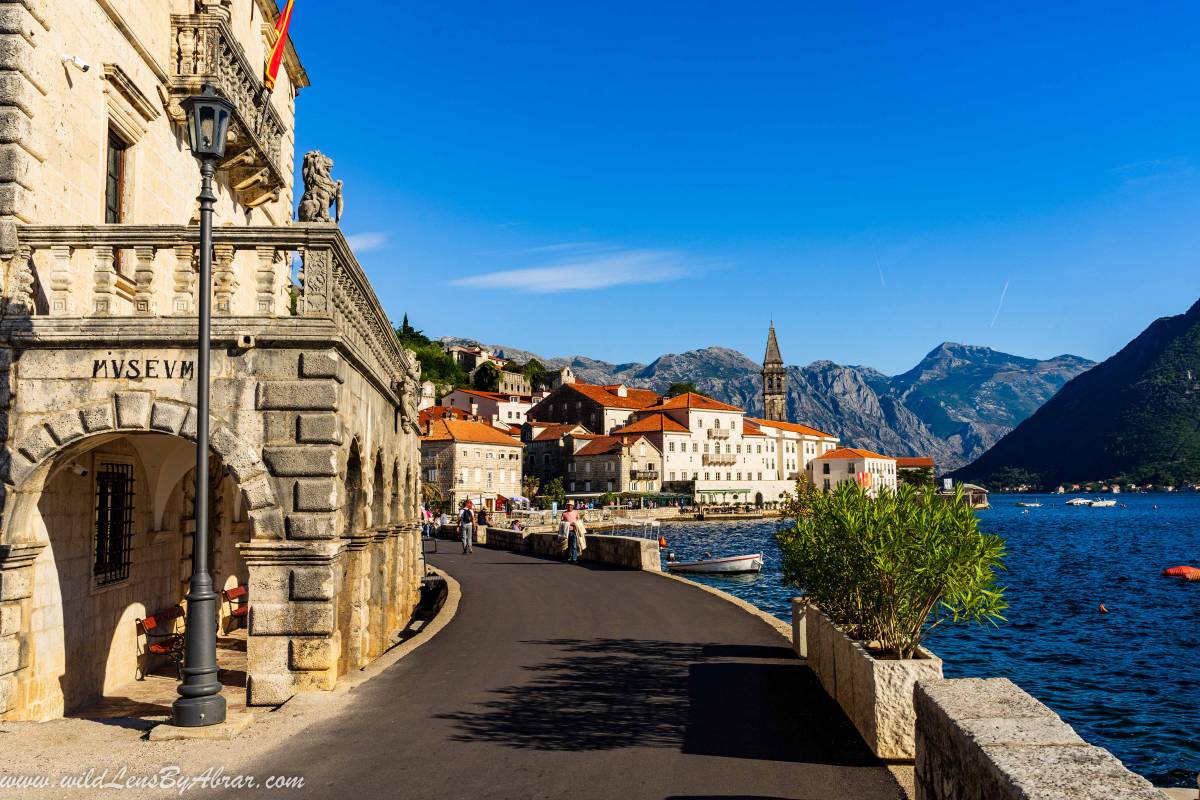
[952,298,1200,486]
[441,338,1093,471]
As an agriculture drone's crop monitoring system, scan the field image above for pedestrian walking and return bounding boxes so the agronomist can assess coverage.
[562,503,581,563]
[459,501,475,554]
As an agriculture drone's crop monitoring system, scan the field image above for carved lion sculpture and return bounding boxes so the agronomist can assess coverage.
[298,150,343,223]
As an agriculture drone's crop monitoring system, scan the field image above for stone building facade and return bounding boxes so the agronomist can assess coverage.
[567,434,661,498]
[0,0,424,721]
[526,381,663,435]
[420,418,523,512]
[762,324,787,422]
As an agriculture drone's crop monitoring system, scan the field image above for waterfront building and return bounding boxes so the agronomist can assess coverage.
[522,422,594,487]
[611,393,840,506]
[810,448,898,495]
[762,323,788,422]
[567,435,662,498]
[0,0,427,720]
[526,381,663,434]
[420,418,524,511]
[896,455,936,485]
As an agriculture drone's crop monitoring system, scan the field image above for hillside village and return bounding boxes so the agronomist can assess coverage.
[416,325,938,513]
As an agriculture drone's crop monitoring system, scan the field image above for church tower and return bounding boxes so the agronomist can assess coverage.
[762,323,787,421]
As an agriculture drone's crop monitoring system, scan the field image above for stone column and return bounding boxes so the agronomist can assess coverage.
[92,245,116,316]
[48,244,73,316]
[255,246,279,316]
[172,244,195,314]
[0,542,45,720]
[133,245,155,315]
[238,540,341,705]
[212,243,236,315]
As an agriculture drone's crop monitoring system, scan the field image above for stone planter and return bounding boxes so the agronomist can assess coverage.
[805,605,943,760]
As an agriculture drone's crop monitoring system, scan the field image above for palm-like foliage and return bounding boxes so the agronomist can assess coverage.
[777,482,1007,658]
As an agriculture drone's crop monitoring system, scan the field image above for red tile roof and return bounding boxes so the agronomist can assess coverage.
[643,392,743,413]
[449,388,533,403]
[814,447,894,461]
[895,456,935,469]
[741,420,766,437]
[421,418,523,447]
[419,406,471,425]
[532,423,592,442]
[567,383,663,410]
[611,413,690,435]
[747,417,837,439]
[574,434,654,457]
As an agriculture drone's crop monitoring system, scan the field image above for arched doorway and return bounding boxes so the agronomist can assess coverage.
[370,450,385,529]
[13,432,255,717]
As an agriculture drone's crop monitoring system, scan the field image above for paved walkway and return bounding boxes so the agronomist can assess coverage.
[229,547,905,800]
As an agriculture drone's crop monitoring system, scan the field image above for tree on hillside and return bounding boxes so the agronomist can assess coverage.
[394,317,468,395]
[520,358,548,389]
[473,362,500,392]
[666,381,698,397]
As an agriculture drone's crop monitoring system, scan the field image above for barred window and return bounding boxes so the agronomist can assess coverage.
[94,461,134,585]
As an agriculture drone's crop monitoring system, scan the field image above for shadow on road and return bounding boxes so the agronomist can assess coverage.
[437,637,880,766]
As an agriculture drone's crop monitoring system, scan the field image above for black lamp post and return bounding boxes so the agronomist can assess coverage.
[174,84,233,728]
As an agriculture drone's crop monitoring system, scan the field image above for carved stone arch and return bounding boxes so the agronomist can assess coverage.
[1,392,280,547]
[369,448,385,528]
[342,437,365,537]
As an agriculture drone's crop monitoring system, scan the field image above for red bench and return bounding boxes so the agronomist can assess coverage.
[135,605,185,679]
[221,584,250,628]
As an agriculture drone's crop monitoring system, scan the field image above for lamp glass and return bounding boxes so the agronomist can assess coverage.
[183,86,233,160]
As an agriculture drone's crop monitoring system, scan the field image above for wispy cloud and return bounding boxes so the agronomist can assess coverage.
[989,280,1010,327]
[1112,157,1194,187]
[451,245,696,294]
[346,231,388,253]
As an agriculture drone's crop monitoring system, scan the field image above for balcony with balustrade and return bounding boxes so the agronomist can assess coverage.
[3,223,406,391]
[707,428,731,440]
[702,452,737,466]
[630,469,659,481]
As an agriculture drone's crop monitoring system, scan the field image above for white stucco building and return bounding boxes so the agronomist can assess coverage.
[610,393,839,506]
[809,448,898,496]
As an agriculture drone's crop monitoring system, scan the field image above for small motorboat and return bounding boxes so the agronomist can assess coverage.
[1089,499,1117,508]
[667,552,763,575]
[1065,498,1092,506]
[1015,502,1042,508]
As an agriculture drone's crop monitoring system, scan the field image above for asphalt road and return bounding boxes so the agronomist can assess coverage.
[229,546,904,800]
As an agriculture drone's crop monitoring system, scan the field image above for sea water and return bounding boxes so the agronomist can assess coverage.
[657,493,1200,787]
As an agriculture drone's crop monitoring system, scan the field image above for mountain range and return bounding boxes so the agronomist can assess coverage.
[952,298,1200,486]
[441,337,1094,472]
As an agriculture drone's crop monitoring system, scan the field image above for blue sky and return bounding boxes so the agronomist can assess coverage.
[289,2,1199,374]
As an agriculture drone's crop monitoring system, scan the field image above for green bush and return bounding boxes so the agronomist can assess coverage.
[776,482,1007,659]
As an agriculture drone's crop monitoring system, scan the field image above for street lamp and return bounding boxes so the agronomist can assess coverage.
[173,84,233,728]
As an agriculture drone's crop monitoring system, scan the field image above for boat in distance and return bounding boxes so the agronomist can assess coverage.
[667,553,763,575]
[1015,501,1042,507]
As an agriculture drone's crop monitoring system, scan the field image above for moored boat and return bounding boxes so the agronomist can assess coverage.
[666,553,763,575]
[1065,498,1092,506]
[1089,499,1117,507]
[1015,501,1042,508]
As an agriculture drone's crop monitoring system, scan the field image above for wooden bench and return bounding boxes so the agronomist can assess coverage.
[221,584,250,629]
[135,605,185,679]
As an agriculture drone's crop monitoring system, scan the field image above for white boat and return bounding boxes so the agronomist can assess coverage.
[1015,502,1042,508]
[1065,498,1092,506]
[667,553,763,575]
[1089,499,1117,508]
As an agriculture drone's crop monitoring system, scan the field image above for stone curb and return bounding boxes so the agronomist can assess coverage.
[647,567,793,644]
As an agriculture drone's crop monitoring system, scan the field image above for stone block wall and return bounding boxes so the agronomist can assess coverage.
[914,678,1162,800]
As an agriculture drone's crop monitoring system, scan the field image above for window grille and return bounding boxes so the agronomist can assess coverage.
[94,462,134,585]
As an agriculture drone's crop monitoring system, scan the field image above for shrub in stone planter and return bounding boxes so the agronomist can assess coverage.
[777,482,1007,659]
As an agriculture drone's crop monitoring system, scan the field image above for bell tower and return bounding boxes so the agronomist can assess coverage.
[762,323,787,421]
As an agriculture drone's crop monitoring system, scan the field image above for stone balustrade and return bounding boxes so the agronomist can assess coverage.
[6,223,408,394]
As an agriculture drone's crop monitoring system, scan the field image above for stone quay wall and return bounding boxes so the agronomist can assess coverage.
[442,524,659,571]
[914,678,1162,800]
